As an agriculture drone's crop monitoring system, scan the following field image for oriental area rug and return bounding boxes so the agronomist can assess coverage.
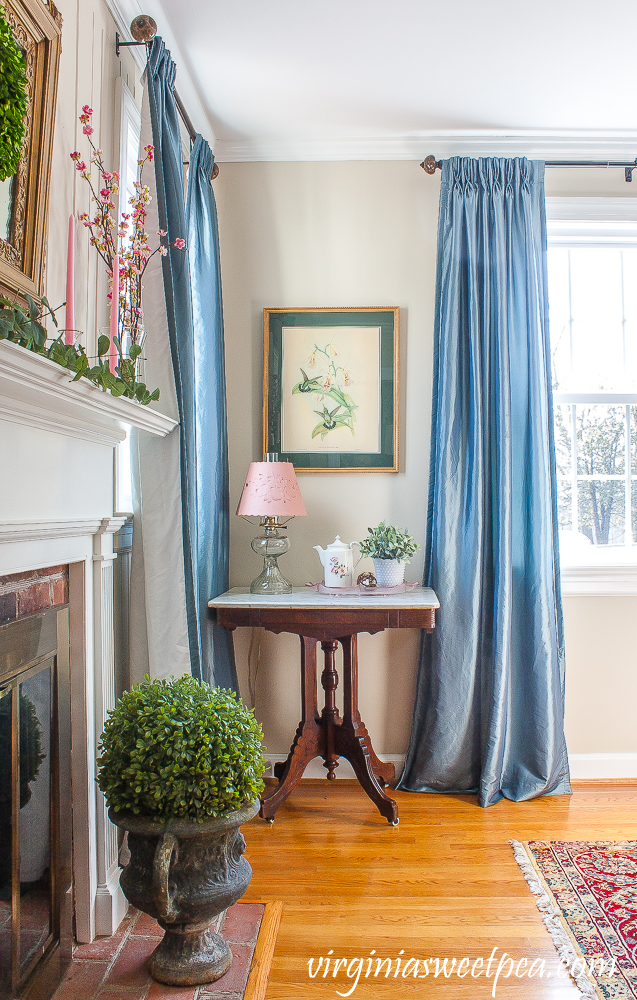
[511,840,637,999]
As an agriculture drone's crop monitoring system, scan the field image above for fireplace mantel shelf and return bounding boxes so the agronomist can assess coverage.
[0,339,178,446]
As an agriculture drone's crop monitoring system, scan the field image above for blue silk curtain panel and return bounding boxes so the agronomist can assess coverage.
[185,136,236,688]
[146,38,237,689]
[399,157,571,807]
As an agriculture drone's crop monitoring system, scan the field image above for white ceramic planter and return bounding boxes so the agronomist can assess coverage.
[372,558,405,588]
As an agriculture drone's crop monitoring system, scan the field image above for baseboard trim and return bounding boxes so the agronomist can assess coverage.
[568,752,637,780]
[95,870,129,937]
[263,753,405,780]
[264,754,637,782]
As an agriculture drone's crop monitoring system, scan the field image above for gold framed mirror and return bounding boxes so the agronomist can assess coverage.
[0,0,62,301]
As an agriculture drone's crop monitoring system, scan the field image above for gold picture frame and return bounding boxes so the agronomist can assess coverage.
[0,0,62,301]
[263,307,399,473]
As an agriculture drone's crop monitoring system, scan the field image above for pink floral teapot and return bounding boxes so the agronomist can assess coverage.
[313,536,362,588]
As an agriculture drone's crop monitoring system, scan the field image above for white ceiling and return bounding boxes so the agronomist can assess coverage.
[121,0,637,161]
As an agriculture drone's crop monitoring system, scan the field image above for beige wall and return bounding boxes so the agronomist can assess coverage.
[216,159,637,760]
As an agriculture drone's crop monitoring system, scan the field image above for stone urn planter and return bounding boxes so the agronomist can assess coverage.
[111,801,259,985]
[97,676,265,987]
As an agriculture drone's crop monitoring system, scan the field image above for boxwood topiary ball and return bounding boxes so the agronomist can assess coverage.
[0,6,28,182]
[97,675,265,822]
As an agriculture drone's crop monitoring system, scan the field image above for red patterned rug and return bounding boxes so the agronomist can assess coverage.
[511,840,637,999]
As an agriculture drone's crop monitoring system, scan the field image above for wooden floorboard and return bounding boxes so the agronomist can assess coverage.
[241,781,637,998]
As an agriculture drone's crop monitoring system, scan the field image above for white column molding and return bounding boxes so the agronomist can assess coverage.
[93,520,129,936]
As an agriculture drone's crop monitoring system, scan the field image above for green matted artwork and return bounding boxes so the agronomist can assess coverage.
[263,307,399,472]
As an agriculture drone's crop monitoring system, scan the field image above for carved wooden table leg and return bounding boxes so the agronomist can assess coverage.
[334,634,399,825]
[320,639,341,780]
[260,636,322,822]
[344,635,395,786]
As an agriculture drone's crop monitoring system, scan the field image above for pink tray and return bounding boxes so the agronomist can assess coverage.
[306,581,418,597]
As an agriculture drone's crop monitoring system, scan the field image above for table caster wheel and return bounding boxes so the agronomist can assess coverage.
[390,818,399,826]
[265,817,275,824]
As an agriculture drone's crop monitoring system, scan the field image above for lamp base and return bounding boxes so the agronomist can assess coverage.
[250,556,292,595]
[249,522,293,594]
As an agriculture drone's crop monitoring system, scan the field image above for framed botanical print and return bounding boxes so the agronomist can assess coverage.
[263,307,399,472]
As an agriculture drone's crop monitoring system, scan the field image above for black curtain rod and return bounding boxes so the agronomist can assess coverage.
[421,153,637,182]
[116,29,219,178]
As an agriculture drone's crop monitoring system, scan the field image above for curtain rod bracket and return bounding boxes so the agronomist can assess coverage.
[116,15,157,58]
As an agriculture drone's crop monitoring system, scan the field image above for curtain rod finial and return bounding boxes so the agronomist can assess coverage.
[130,15,157,41]
[421,154,439,175]
[211,162,219,181]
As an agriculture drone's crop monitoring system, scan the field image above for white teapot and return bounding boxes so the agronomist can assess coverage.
[313,536,362,588]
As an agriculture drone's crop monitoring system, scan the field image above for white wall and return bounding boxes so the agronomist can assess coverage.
[216,159,637,767]
[216,160,438,755]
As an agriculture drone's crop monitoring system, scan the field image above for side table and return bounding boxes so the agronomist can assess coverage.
[208,587,439,825]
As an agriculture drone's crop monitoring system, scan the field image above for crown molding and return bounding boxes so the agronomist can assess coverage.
[213,130,637,164]
[104,0,216,143]
[103,0,147,71]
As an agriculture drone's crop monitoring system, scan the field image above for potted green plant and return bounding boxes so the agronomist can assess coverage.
[97,675,265,986]
[359,520,419,587]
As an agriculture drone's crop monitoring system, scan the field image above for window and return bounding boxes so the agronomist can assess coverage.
[547,199,637,594]
[114,80,141,516]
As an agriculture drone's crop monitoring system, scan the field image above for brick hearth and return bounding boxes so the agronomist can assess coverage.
[52,904,264,1000]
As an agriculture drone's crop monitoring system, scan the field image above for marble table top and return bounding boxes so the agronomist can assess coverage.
[208,586,439,610]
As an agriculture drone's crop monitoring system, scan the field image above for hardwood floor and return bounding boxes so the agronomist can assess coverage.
[242,780,637,998]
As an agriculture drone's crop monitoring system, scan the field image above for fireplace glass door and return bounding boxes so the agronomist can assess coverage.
[0,608,72,1000]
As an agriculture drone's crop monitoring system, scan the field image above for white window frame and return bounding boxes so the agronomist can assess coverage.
[546,198,637,596]
[113,79,142,517]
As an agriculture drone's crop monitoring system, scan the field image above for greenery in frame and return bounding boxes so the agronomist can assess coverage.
[0,293,160,405]
[359,520,419,563]
[97,676,266,822]
[0,5,28,183]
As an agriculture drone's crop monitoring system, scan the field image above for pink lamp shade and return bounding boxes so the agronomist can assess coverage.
[237,462,307,517]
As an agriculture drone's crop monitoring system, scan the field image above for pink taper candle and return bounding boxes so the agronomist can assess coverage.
[65,215,75,344]
[109,252,119,370]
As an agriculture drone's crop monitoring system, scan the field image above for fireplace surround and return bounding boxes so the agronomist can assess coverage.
[0,340,177,973]
[0,604,72,1000]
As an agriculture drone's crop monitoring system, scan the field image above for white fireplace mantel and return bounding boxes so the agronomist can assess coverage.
[0,339,178,446]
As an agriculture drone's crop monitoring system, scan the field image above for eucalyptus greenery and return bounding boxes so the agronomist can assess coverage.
[0,294,160,405]
[0,5,28,182]
[359,520,420,563]
[97,676,266,822]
